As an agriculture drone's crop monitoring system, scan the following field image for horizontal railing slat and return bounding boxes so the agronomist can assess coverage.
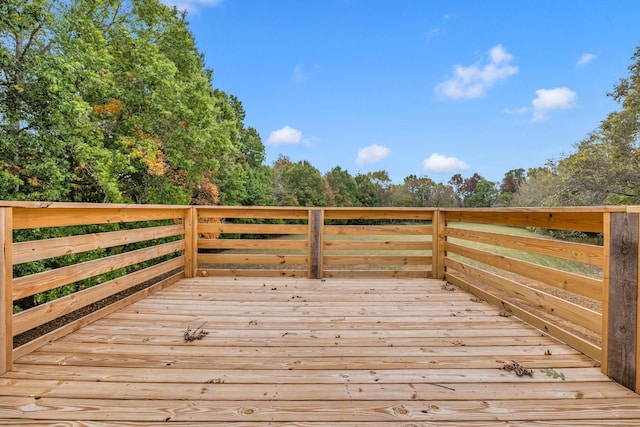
[13,224,184,265]
[12,257,183,336]
[197,207,309,220]
[324,225,432,235]
[445,227,604,267]
[12,207,185,229]
[198,239,307,250]
[324,241,431,251]
[198,223,308,235]
[198,253,307,265]
[324,270,430,279]
[12,240,185,300]
[324,209,434,220]
[198,269,305,278]
[444,241,602,301]
[443,210,605,233]
[324,255,431,266]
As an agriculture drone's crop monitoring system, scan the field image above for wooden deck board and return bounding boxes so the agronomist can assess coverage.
[1,277,640,425]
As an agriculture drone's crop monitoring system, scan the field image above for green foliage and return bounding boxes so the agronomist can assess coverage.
[513,45,640,207]
[1,0,269,206]
[540,368,565,380]
[497,168,526,206]
[465,179,498,207]
[325,166,359,207]
[448,173,498,207]
[354,173,380,207]
[271,156,327,206]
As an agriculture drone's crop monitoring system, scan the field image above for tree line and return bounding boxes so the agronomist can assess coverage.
[2,1,639,208]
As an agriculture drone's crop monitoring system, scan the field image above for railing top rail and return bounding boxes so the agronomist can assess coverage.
[0,202,636,214]
[196,206,438,212]
[0,201,191,209]
[440,206,630,213]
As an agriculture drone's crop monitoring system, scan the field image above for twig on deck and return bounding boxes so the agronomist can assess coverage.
[184,321,209,342]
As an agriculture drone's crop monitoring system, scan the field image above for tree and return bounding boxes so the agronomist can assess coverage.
[0,0,76,201]
[1,0,246,205]
[510,166,558,207]
[402,174,436,207]
[325,166,358,206]
[449,172,483,207]
[366,170,395,206]
[430,182,457,207]
[465,179,498,207]
[68,0,229,204]
[212,92,273,205]
[498,168,526,205]
[272,156,328,206]
[354,173,380,207]
[282,160,328,207]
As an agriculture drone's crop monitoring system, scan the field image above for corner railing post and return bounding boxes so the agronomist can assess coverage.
[308,209,324,279]
[601,212,611,376]
[184,207,198,278]
[605,211,639,391]
[1,207,13,374]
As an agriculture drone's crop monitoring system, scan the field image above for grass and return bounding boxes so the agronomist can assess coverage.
[446,222,601,278]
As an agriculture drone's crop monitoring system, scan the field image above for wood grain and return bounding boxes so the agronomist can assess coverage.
[2,277,639,425]
[0,208,12,374]
[607,212,638,391]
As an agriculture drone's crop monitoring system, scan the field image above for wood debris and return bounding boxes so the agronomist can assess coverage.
[184,322,209,342]
[440,283,455,291]
[502,360,533,377]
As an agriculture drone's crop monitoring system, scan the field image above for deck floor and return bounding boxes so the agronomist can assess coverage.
[1,277,640,425]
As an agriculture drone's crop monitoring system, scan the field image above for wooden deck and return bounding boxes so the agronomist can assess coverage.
[1,277,640,425]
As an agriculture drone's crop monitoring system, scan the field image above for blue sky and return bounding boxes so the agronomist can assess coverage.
[162,0,640,184]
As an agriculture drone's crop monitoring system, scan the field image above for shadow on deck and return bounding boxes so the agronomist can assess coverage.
[1,277,640,425]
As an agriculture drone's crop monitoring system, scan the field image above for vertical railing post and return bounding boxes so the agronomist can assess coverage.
[183,207,198,278]
[308,209,324,279]
[606,211,639,391]
[432,209,446,280]
[601,212,611,376]
[0,208,13,374]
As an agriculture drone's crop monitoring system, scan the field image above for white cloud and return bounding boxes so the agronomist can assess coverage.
[503,107,528,115]
[423,153,469,174]
[435,44,519,100]
[356,145,391,167]
[489,44,512,64]
[160,0,222,13]
[293,64,320,82]
[532,87,577,122]
[266,126,303,146]
[577,53,597,66]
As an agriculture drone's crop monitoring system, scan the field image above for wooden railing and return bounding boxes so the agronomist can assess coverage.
[194,207,435,279]
[1,202,639,393]
[0,202,193,375]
